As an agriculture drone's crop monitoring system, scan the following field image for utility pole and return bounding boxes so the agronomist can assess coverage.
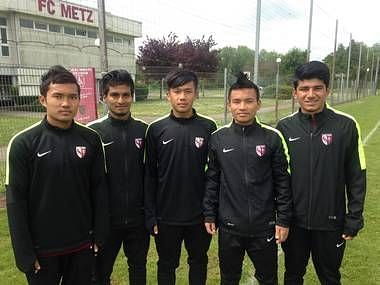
[374,57,379,96]
[306,0,314,62]
[330,19,338,105]
[346,33,352,91]
[355,43,362,99]
[253,0,261,84]
[97,0,108,73]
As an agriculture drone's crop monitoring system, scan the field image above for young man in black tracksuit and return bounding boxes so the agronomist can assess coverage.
[203,73,292,285]
[88,70,149,285]
[6,65,109,284]
[144,70,217,285]
[277,61,367,285]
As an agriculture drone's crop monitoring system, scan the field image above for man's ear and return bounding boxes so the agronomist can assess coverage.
[39,95,47,108]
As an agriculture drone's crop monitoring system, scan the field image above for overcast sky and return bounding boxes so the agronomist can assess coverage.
[79,0,380,60]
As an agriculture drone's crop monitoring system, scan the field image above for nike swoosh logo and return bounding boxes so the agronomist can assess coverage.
[289,137,301,142]
[103,141,114,146]
[162,139,174,145]
[37,150,51,157]
[222,148,234,153]
[266,235,274,242]
[336,241,345,248]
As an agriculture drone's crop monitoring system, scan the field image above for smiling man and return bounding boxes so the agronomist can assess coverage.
[88,70,149,285]
[144,70,217,285]
[203,72,291,285]
[277,61,367,284]
[6,65,108,284]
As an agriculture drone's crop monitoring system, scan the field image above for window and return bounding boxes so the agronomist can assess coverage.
[49,24,61,33]
[35,22,47,30]
[0,17,6,26]
[76,28,86,37]
[87,30,97,39]
[64,26,75,35]
[106,35,113,43]
[20,18,34,28]
[114,37,122,44]
[1,28,7,44]
[1,46,9,56]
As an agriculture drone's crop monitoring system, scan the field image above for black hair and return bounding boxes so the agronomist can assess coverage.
[100,69,134,96]
[293,61,330,89]
[228,72,260,101]
[40,65,80,97]
[165,70,198,90]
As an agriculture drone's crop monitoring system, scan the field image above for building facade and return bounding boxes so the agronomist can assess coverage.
[0,0,142,97]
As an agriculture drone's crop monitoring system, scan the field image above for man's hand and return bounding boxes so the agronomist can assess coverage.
[275,225,289,244]
[34,259,41,274]
[153,224,158,235]
[205,222,217,235]
[342,234,354,240]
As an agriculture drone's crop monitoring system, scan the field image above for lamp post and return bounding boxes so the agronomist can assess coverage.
[275,57,281,123]
[365,67,370,96]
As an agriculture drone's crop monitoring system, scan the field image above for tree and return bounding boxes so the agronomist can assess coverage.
[137,33,219,77]
[177,36,218,72]
[218,46,255,75]
[137,33,179,70]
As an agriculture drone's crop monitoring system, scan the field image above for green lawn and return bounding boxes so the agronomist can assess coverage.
[0,95,379,284]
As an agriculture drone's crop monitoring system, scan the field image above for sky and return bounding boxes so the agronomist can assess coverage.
[78,0,380,60]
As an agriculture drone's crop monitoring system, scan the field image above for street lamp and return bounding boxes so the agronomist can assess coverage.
[364,67,370,96]
[275,57,281,122]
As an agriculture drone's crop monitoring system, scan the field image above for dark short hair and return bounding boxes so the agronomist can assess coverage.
[228,72,260,101]
[100,69,134,96]
[165,70,198,90]
[293,61,330,89]
[40,65,80,97]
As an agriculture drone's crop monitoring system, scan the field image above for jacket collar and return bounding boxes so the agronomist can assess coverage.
[231,118,259,134]
[169,108,197,123]
[107,113,133,126]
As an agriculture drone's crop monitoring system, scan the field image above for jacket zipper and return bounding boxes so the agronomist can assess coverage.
[307,119,314,229]
[122,125,128,225]
[242,127,252,224]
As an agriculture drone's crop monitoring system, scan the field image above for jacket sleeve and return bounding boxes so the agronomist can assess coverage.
[5,137,36,273]
[344,121,366,236]
[91,134,109,246]
[272,131,292,227]
[144,126,158,232]
[203,135,220,223]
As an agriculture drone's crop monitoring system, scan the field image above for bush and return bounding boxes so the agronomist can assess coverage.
[263,84,293,100]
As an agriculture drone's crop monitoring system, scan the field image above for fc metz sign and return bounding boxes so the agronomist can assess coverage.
[71,67,97,124]
[37,0,94,23]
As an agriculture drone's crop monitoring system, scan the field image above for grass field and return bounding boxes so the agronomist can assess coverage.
[0,95,379,284]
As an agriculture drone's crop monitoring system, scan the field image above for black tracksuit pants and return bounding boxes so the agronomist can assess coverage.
[94,225,150,285]
[26,248,94,285]
[218,230,278,285]
[281,226,346,285]
[154,223,211,285]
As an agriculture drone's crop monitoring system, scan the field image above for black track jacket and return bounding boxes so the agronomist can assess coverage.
[6,117,109,273]
[203,120,291,237]
[144,110,217,231]
[88,114,147,228]
[276,106,366,236]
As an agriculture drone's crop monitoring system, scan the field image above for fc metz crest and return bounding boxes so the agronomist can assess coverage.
[321,133,333,146]
[256,145,266,157]
[195,137,204,148]
[135,138,143,149]
[76,146,87,158]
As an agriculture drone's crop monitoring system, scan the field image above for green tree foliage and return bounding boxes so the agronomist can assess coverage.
[218,46,254,75]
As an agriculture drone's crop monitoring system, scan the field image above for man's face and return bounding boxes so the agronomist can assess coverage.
[167,81,197,118]
[228,88,261,126]
[294,79,329,114]
[39,83,79,129]
[104,84,133,120]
